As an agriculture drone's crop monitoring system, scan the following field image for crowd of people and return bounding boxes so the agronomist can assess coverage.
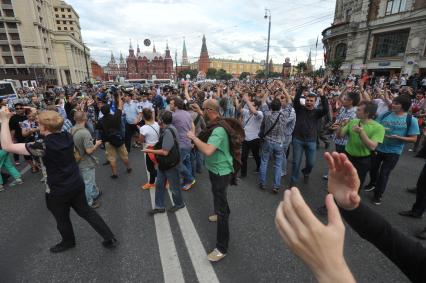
[0,70,425,278]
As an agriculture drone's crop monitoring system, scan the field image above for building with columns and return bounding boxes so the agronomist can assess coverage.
[322,0,426,76]
[0,0,91,86]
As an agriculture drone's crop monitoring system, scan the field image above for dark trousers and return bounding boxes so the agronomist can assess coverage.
[146,154,157,184]
[369,151,400,198]
[346,153,371,190]
[124,123,139,153]
[241,138,261,176]
[45,188,114,244]
[209,171,231,254]
[412,162,426,214]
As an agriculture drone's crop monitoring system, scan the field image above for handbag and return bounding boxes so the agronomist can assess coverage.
[154,127,180,171]
[107,132,124,147]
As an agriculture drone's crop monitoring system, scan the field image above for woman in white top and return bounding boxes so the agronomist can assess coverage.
[139,108,160,190]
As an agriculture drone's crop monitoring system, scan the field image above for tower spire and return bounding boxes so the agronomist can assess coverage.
[182,37,189,65]
[153,41,156,53]
[129,39,133,50]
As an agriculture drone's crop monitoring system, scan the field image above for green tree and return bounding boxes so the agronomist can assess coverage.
[296,62,307,74]
[178,69,198,80]
[255,69,265,79]
[326,58,343,75]
[239,72,251,80]
[215,69,233,80]
[206,68,217,79]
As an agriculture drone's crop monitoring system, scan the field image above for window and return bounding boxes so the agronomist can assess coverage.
[67,8,71,12]
[68,14,72,18]
[2,0,12,4]
[64,27,67,30]
[9,33,19,40]
[61,8,64,12]
[54,8,58,12]
[13,45,21,51]
[335,43,347,60]
[71,33,75,37]
[55,14,59,17]
[0,23,4,28]
[6,22,17,29]
[58,27,61,30]
[63,20,66,24]
[70,27,74,30]
[56,20,60,24]
[386,0,407,15]
[2,56,13,64]
[1,45,10,51]
[0,33,7,40]
[62,15,65,18]
[3,9,15,17]
[15,56,25,64]
[372,29,409,58]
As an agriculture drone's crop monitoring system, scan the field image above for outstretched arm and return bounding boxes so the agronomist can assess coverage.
[0,108,30,155]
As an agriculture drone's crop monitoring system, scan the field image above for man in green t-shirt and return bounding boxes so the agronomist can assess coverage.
[187,99,233,263]
[338,101,385,190]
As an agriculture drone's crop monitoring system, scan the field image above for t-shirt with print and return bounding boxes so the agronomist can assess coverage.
[140,122,160,147]
[72,126,97,169]
[343,119,385,157]
[205,127,233,176]
[376,112,420,154]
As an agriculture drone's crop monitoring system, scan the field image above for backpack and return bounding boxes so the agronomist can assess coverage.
[198,118,245,185]
[379,111,412,137]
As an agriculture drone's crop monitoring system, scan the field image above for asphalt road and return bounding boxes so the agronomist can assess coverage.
[0,145,424,282]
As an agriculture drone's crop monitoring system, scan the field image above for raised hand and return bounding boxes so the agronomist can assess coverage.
[324,152,360,210]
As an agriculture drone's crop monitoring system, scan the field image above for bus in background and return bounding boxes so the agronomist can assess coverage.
[152,79,174,87]
[0,80,18,108]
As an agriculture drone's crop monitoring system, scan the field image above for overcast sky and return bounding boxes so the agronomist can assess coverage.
[67,0,335,68]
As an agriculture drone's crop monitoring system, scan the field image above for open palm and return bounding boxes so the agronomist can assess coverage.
[324,152,361,210]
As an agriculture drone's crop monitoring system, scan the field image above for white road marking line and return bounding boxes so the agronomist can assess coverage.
[168,190,220,283]
[144,154,185,283]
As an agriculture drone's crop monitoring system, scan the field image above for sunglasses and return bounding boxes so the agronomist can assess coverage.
[15,107,24,110]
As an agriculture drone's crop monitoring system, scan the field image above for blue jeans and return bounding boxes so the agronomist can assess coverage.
[179,148,194,185]
[259,140,284,188]
[290,138,317,185]
[281,136,292,176]
[190,148,203,175]
[155,166,184,209]
[80,167,99,206]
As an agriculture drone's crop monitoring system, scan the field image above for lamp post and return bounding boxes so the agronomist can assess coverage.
[264,8,271,79]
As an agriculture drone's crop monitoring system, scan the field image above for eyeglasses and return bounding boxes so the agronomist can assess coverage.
[15,107,23,110]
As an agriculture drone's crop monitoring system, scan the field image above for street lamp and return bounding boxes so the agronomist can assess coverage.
[264,8,271,79]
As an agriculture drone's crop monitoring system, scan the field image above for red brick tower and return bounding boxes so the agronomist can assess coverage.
[198,34,210,74]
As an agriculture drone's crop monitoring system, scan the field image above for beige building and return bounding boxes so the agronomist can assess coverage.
[322,0,426,77]
[190,58,283,76]
[0,0,90,86]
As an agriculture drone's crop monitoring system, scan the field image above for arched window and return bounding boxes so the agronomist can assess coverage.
[335,43,347,60]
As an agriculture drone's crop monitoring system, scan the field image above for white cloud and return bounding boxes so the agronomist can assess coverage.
[66,0,335,68]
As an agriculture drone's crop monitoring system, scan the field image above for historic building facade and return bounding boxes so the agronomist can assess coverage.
[322,0,426,76]
[105,52,127,80]
[126,42,174,80]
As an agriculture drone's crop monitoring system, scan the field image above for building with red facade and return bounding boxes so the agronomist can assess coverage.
[105,52,127,80]
[91,60,106,81]
[126,41,174,80]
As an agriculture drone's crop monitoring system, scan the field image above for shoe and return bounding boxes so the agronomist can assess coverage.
[408,148,414,152]
[182,180,196,191]
[322,174,328,180]
[406,187,417,194]
[416,229,426,240]
[141,183,155,190]
[372,196,382,205]
[303,174,309,184]
[259,184,266,190]
[90,201,100,209]
[94,190,102,201]
[208,214,218,222]
[398,210,422,218]
[0,185,4,192]
[281,171,287,177]
[272,187,279,194]
[102,238,118,249]
[9,178,23,187]
[148,208,166,215]
[127,168,132,174]
[49,241,76,253]
[364,184,375,192]
[208,248,226,262]
[102,161,110,166]
[40,177,46,182]
[110,175,118,179]
[168,204,185,213]
[15,162,20,166]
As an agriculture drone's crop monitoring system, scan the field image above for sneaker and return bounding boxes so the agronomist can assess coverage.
[9,178,23,187]
[207,248,226,262]
[127,168,132,174]
[322,174,328,180]
[102,238,118,249]
[40,176,46,183]
[406,187,417,194]
[0,185,4,192]
[281,171,287,177]
[90,201,100,209]
[259,184,266,190]
[408,148,414,152]
[372,196,382,205]
[364,184,375,192]
[141,183,155,190]
[208,214,218,222]
[110,174,118,179]
[168,204,185,213]
[272,187,280,194]
[398,210,422,218]
[182,180,196,191]
[14,162,20,166]
[148,208,166,215]
[49,241,76,253]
